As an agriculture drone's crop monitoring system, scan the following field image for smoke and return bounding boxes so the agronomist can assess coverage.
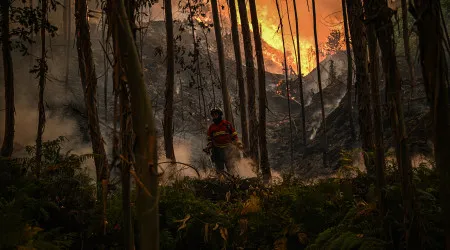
[0,45,100,176]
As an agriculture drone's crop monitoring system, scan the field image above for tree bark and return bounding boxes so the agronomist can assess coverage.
[0,0,15,157]
[346,0,374,176]
[228,0,249,154]
[364,5,386,220]
[76,0,111,235]
[237,0,259,164]
[211,0,233,122]
[109,1,135,245]
[65,0,71,86]
[292,0,306,146]
[413,0,450,247]
[311,0,327,167]
[275,0,294,169]
[163,0,176,161]
[248,0,270,180]
[341,0,356,142]
[113,0,159,249]
[36,0,48,176]
[365,0,417,247]
[401,0,415,84]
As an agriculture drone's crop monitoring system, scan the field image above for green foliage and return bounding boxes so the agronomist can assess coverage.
[0,137,446,249]
[0,137,96,249]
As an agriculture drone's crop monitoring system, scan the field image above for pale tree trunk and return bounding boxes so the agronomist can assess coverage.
[341,0,356,142]
[211,0,233,122]
[248,0,271,180]
[113,0,159,248]
[36,0,48,177]
[1,0,15,157]
[228,0,249,153]
[292,0,306,146]
[346,0,374,177]
[365,0,417,247]
[401,0,415,84]
[311,0,327,167]
[413,0,450,247]
[275,0,294,169]
[237,0,259,164]
[163,0,176,161]
[365,6,386,220]
[75,0,110,235]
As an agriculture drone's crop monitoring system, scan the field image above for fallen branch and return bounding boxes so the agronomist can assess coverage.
[159,161,201,178]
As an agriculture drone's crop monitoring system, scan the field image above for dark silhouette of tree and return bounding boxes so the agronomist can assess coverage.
[0,0,15,157]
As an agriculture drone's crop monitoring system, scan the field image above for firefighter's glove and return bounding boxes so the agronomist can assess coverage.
[235,141,244,150]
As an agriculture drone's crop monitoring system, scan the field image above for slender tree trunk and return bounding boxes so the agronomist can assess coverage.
[75,0,110,235]
[1,0,15,157]
[109,3,134,245]
[119,81,134,250]
[102,13,108,123]
[275,0,294,169]
[341,0,356,142]
[292,0,306,146]
[163,0,176,161]
[401,0,415,84]
[248,0,271,180]
[237,0,259,164]
[284,0,297,68]
[311,0,327,167]
[365,8,386,220]
[413,0,450,247]
[346,0,374,176]
[36,0,48,176]
[211,0,232,122]
[65,0,71,86]
[113,0,159,249]
[29,0,34,83]
[365,0,417,247]
[228,0,249,154]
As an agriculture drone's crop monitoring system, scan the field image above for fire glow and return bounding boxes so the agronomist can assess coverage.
[238,0,342,75]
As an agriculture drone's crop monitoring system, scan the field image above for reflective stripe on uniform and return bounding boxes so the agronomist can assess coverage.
[213,131,229,137]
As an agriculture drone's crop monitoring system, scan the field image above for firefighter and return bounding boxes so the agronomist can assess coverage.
[203,108,243,174]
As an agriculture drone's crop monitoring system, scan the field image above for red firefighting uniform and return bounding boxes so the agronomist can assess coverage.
[207,119,240,172]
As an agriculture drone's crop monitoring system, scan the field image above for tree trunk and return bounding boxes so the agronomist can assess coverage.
[0,0,15,157]
[311,0,327,167]
[237,0,259,164]
[341,0,356,142]
[275,0,294,169]
[211,0,232,122]
[119,80,134,250]
[65,0,71,86]
[413,0,450,247]
[292,0,306,146]
[102,12,108,123]
[346,0,374,176]
[248,0,270,180]
[365,0,417,247]
[36,0,48,176]
[163,0,176,161]
[228,0,249,154]
[364,6,386,221]
[109,2,135,245]
[113,0,159,249]
[75,0,111,235]
[401,0,415,84]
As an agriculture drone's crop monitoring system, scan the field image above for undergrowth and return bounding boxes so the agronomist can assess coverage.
[0,139,444,249]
